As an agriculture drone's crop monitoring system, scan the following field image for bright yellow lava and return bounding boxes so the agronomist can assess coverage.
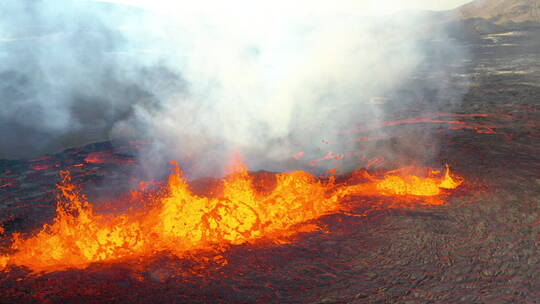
[0,162,461,273]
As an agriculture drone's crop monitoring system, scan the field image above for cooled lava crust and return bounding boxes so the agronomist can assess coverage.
[0,29,539,304]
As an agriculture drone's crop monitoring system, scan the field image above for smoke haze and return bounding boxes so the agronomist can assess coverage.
[0,0,470,176]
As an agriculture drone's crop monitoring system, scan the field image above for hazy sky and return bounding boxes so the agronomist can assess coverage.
[91,0,474,15]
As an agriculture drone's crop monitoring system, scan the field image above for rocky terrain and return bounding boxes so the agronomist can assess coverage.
[459,0,539,24]
[0,1,539,303]
[453,0,540,34]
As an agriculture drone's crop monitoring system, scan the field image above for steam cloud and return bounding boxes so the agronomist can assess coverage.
[0,0,469,176]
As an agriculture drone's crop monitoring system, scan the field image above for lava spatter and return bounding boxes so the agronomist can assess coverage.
[0,161,461,273]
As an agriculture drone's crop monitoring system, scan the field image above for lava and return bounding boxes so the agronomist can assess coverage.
[350,112,505,137]
[0,162,461,273]
[84,151,135,165]
[310,152,346,167]
[29,164,52,171]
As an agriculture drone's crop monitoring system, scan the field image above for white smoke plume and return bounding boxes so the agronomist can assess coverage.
[0,0,470,177]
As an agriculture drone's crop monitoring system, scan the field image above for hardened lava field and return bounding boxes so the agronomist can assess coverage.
[0,19,539,304]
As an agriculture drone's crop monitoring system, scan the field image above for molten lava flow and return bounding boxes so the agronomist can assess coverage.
[349,112,505,137]
[84,151,135,165]
[29,164,52,171]
[0,162,462,273]
[438,164,462,189]
[374,165,461,196]
[332,165,462,208]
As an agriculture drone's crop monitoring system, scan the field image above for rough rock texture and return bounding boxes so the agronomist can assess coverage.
[459,0,540,25]
[454,0,540,34]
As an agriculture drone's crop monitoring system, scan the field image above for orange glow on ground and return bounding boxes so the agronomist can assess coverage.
[0,162,462,273]
[349,112,504,137]
[84,151,135,165]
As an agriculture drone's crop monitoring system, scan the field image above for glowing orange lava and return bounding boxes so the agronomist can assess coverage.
[349,112,503,137]
[84,151,134,165]
[0,162,461,273]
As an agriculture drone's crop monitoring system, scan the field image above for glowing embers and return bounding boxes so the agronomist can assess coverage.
[0,162,462,273]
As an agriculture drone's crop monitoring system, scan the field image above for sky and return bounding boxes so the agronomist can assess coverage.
[90,0,474,15]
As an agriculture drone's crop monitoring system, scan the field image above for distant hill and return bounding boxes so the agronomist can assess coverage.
[459,0,540,24]
[454,0,540,34]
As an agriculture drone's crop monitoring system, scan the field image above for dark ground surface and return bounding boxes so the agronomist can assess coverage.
[0,29,539,303]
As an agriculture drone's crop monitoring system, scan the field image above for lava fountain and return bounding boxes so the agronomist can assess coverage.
[0,160,461,273]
